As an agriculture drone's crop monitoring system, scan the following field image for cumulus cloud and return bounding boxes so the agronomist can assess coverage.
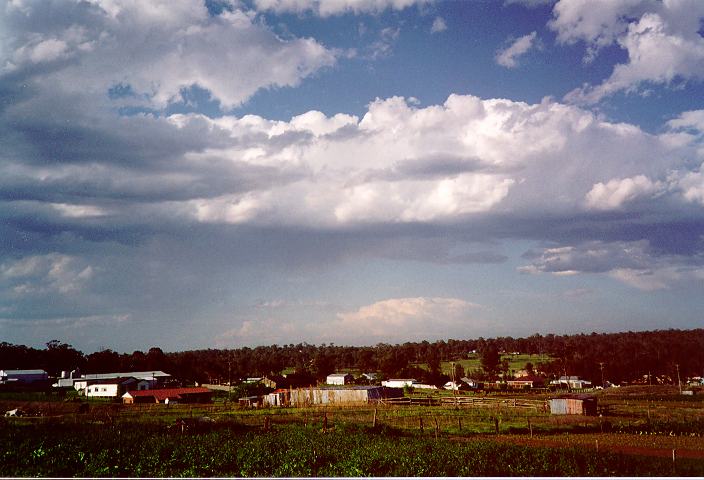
[551,0,704,103]
[520,240,704,290]
[252,0,431,16]
[1,0,336,110]
[430,16,447,34]
[334,297,482,341]
[584,175,664,210]
[1,253,94,296]
[3,88,702,232]
[495,31,538,68]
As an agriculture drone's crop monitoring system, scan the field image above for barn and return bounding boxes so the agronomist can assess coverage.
[549,394,598,415]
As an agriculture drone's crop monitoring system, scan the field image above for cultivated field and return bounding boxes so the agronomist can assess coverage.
[1,385,703,476]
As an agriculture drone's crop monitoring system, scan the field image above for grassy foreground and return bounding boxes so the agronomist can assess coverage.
[2,419,703,477]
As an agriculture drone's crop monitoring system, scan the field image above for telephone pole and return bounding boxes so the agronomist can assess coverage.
[598,362,605,388]
[676,364,682,395]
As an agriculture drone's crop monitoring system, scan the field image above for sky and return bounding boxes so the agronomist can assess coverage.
[2,0,704,354]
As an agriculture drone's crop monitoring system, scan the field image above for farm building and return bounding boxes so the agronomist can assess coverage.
[460,377,483,389]
[550,376,592,390]
[410,382,438,390]
[326,373,354,385]
[85,377,138,398]
[73,371,171,391]
[504,375,545,389]
[549,394,597,415]
[381,379,416,388]
[0,369,48,384]
[265,386,403,407]
[122,387,212,404]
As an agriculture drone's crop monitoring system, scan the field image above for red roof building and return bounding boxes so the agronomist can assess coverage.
[122,387,212,404]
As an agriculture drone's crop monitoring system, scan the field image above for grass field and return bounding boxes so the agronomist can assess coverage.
[439,353,553,375]
[1,385,702,476]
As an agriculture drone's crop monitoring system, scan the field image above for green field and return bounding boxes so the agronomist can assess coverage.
[437,353,553,375]
[2,385,703,477]
[2,418,702,477]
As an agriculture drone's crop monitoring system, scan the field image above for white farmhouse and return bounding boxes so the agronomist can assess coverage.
[326,373,354,385]
[381,379,416,388]
[84,377,139,398]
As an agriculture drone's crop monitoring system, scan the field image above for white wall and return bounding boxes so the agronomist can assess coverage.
[85,384,120,398]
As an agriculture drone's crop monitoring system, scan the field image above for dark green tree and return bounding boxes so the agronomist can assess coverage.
[480,342,501,379]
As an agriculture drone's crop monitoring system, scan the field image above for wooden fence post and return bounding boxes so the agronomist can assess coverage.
[372,408,378,428]
[528,417,532,437]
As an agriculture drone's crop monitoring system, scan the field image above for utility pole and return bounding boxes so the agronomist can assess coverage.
[676,364,682,395]
[227,351,232,404]
[598,362,605,388]
[450,361,458,408]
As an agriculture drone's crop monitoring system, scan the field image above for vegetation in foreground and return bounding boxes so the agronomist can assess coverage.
[2,419,703,477]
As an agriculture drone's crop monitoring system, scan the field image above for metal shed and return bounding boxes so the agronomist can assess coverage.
[548,394,597,415]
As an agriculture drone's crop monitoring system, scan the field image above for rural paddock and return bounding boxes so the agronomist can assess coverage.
[2,387,703,464]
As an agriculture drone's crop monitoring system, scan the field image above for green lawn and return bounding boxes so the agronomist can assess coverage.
[439,353,553,376]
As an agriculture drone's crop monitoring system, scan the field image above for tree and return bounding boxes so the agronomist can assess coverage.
[480,342,501,379]
[453,362,465,380]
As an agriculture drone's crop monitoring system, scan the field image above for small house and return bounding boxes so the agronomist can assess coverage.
[85,377,138,398]
[550,376,592,390]
[326,373,354,385]
[506,375,545,389]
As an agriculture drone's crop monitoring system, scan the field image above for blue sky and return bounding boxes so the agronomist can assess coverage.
[2,0,704,353]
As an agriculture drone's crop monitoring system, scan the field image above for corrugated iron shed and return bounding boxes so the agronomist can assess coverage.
[549,394,597,415]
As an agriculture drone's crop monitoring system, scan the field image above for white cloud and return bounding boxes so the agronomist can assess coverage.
[1,0,336,109]
[667,109,704,134]
[252,0,430,16]
[1,253,94,296]
[520,240,704,291]
[552,0,704,103]
[495,31,537,68]
[584,174,663,210]
[6,92,697,229]
[430,16,447,34]
[334,297,481,340]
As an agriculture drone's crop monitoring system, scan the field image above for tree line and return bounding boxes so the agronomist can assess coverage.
[2,328,702,387]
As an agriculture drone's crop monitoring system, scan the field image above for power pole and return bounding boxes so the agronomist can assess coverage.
[228,352,232,403]
[451,361,458,408]
[676,364,682,395]
[598,362,605,388]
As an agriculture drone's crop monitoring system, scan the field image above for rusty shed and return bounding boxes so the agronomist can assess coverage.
[548,394,597,415]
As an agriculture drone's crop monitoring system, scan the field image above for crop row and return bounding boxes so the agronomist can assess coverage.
[2,421,703,477]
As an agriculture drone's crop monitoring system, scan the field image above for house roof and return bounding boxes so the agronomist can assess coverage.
[512,375,544,383]
[88,377,138,385]
[123,387,211,401]
[327,373,352,377]
[84,371,170,380]
[1,369,47,375]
